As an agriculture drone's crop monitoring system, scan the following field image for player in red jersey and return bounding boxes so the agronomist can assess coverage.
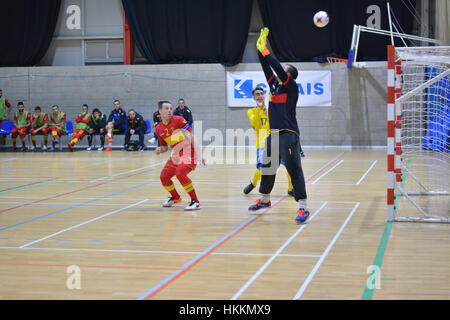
[30,106,50,151]
[155,101,205,211]
[11,102,31,151]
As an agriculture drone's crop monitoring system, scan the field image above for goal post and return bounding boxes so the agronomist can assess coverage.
[387,45,450,223]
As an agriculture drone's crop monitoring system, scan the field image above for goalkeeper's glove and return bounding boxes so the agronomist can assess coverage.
[256,27,270,56]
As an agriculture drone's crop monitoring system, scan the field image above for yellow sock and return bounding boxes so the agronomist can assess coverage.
[287,172,293,192]
[251,169,262,187]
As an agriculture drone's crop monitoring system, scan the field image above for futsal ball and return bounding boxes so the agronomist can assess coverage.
[313,11,329,28]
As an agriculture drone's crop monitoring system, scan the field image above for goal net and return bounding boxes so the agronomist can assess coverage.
[387,46,450,223]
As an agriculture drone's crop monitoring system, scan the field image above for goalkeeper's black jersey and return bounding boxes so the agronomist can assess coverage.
[258,53,300,135]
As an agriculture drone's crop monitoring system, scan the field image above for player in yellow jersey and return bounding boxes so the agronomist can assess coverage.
[243,87,294,196]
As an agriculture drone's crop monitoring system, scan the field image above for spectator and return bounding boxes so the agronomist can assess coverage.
[174,98,193,128]
[105,99,127,151]
[148,101,162,145]
[11,102,31,151]
[0,89,12,146]
[68,104,91,152]
[30,106,50,151]
[125,109,146,151]
[87,108,107,151]
[49,105,67,152]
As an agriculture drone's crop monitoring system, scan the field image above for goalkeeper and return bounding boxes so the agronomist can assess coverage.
[243,87,294,197]
[248,27,309,224]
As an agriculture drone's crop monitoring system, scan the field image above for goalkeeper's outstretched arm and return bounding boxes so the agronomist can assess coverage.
[256,27,289,84]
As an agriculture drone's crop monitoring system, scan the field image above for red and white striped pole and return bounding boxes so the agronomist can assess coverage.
[395,58,402,188]
[387,45,395,221]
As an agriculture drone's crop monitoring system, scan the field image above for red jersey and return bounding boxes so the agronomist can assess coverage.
[50,112,66,125]
[32,113,49,127]
[156,115,191,148]
[14,112,31,127]
[156,115,195,165]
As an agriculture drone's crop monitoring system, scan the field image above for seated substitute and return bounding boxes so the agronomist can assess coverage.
[125,109,146,151]
[30,106,50,151]
[174,98,193,128]
[0,89,12,146]
[68,104,91,151]
[148,104,162,145]
[87,108,107,151]
[106,99,127,151]
[49,104,67,151]
[11,102,31,151]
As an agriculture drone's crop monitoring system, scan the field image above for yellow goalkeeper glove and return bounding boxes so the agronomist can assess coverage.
[256,27,270,56]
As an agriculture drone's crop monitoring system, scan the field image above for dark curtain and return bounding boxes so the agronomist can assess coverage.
[122,0,253,66]
[0,0,61,67]
[258,0,416,62]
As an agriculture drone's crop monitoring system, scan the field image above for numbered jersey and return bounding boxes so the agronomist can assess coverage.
[155,115,191,149]
[247,106,270,149]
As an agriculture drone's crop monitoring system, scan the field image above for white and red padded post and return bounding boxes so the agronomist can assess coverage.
[395,57,402,190]
[387,45,396,221]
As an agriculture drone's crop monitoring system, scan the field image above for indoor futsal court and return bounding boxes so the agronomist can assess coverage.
[0,0,449,303]
[0,149,448,300]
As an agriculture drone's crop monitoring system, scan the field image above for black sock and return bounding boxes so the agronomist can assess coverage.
[100,135,105,147]
[87,135,93,146]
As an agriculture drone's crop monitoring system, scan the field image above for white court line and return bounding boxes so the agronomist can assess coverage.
[19,199,149,248]
[89,161,165,182]
[0,203,329,210]
[78,156,129,169]
[0,246,321,258]
[293,202,360,300]
[355,160,377,185]
[231,202,328,300]
[0,195,359,204]
[312,183,360,186]
[311,160,344,185]
[0,158,16,162]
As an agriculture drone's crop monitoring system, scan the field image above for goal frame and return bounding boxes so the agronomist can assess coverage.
[387,45,450,223]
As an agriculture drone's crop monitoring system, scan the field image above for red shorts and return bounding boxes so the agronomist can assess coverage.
[11,127,29,137]
[167,145,197,170]
[165,158,197,171]
[30,127,50,136]
[51,126,64,137]
[72,129,87,141]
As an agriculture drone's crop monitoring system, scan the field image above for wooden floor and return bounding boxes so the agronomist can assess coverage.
[0,149,448,300]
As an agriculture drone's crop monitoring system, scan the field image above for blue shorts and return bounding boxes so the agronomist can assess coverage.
[257,147,286,169]
[256,148,264,169]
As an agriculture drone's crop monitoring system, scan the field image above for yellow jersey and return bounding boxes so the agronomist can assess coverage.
[247,106,270,149]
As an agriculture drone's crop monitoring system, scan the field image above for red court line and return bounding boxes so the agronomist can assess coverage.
[0,168,154,215]
[142,151,346,299]
[0,178,55,193]
[0,262,181,271]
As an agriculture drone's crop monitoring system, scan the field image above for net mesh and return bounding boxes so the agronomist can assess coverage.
[395,47,450,222]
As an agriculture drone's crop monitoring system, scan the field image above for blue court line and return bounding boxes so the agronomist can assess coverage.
[137,151,346,300]
[137,193,287,300]
[0,179,159,232]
